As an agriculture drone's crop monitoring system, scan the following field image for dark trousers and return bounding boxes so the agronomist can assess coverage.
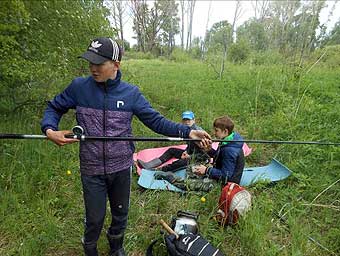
[81,168,131,244]
[159,148,189,172]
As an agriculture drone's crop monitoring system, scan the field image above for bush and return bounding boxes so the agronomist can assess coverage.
[249,50,285,65]
[228,41,251,63]
[308,45,340,68]
[169,48,193,63]
[124,50,155,60]
[157,55,168,61]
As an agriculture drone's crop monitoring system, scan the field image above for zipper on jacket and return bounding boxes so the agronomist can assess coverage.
[103,82,108,176]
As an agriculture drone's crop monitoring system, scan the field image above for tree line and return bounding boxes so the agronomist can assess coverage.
[111,0,340,78]
[111,1,339,56]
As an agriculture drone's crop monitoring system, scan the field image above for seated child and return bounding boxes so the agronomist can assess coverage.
[155,115,245,191]
[193,115,245,184]
[137,110,209,172]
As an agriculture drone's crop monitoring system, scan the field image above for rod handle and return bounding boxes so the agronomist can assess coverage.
[159,219,179,239]
[64,134,77,139]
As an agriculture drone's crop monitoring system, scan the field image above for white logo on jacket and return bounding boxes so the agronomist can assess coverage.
[117,101,124,108]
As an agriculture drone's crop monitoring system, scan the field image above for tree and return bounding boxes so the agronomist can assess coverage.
[179,0,187,49]
[231,0,242,43]
[201,0,212,59]
[109,0,130,50]
[130,0,148,52]
[237,18,269,51]
[322,20,340,46]
[265,0,326,61]
[0,0,30,111]
[189,36,205,59]
[130,0,179,54]
[252,0,270,21]
[228,40,251,63]
[204,20,233,78]
[205,21,233,53]
[266,0,301,53]
[23,0,112,68]
[186,0,196,50]
[0,0,112,112]
[158,0,179,55]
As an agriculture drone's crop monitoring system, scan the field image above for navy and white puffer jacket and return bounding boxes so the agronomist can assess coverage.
[41,70,191,175]
[206,132,244,181]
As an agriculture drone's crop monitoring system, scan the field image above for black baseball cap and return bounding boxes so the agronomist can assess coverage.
[80,37,122,64]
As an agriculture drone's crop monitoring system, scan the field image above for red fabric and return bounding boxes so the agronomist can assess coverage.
[218,182,244,225]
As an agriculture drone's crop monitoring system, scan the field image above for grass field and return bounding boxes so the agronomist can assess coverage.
[0,59,339,255]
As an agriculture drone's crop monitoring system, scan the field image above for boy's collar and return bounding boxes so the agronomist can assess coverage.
[220,132,235,145]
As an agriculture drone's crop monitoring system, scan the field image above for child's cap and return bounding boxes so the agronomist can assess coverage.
[80,37,122,64]
[182,111,195,120]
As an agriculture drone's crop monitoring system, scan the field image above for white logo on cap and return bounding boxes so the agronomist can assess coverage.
[91,41,102,48]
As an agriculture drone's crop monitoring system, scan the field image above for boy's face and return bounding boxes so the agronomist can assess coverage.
[182,118,195,127]
[213,127,229,139]
[89,60,119,82]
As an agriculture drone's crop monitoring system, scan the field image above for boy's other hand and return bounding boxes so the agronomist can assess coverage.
[46,129,79,146]
[189,130,211,140]
[199,137,213,151]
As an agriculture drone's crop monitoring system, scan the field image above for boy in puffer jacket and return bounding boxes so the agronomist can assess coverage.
[193,115,245,185]
[41,37,210,256]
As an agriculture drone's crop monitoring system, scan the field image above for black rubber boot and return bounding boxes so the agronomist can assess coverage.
[154,171,178,183]
[82,238,98,256]
[106,231,126,256]
[137,158,162,169]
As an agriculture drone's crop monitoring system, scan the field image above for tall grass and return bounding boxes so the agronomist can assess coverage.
[0,59,339,255]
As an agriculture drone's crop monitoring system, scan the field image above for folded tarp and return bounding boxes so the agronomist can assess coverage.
[137,158,292,192]
[240,158,292,186]
[133,143,252,175]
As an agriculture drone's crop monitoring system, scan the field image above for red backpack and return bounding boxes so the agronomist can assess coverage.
[216,182,251,226]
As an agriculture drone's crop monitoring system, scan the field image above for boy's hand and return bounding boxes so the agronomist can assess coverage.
[189,130,211,141]
[189,130,212,151]
[46,129,78,146]
[193,164,207,175]
[199,137,213,152]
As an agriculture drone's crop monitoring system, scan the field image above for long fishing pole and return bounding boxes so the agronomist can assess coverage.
[0,125,339,145]
[61,135,340,146]
[1,133,339,146]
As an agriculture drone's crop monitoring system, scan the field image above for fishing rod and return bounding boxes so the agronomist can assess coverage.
[0,126,339,146]
[62,135,340,146]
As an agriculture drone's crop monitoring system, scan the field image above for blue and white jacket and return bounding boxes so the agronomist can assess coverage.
[41,70,191,175]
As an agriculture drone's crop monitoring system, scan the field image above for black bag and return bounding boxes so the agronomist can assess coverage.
[165,233,224,256]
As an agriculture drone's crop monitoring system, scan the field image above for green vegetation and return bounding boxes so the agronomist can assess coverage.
[1,59,339,255]
[1,0,339,255]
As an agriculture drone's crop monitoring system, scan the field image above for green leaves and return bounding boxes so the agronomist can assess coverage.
[0,0,112,113]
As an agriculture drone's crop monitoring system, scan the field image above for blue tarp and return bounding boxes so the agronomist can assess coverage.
[137,158,292,192]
